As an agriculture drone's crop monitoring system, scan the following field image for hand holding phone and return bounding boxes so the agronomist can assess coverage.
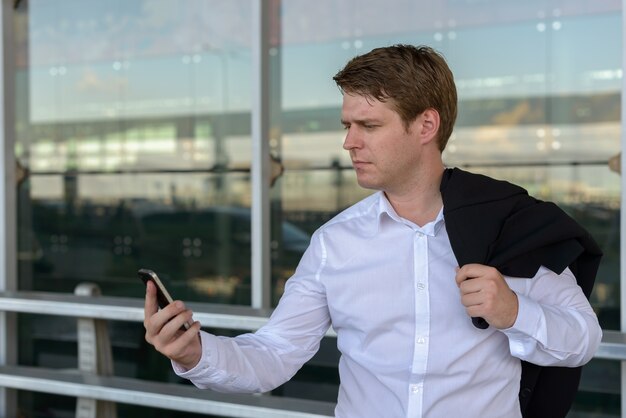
[139,268,192,330]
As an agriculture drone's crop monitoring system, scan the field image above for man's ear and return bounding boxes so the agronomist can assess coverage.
[418,108,440,145]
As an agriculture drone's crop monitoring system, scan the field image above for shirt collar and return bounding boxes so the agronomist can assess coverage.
[375,191,445,236]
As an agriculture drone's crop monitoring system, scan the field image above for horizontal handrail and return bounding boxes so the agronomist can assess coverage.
[0,290,272,331]
[0,290,618,357]
[0,365,335,418]
[0,290,338,336]
[594,329,626,360]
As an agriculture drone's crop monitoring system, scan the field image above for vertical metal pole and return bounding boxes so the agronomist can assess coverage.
[621,2,626,416]
[251,0,271,309]
[0,0,17,416]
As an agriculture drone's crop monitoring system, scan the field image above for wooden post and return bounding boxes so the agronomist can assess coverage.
[75,283,117,418]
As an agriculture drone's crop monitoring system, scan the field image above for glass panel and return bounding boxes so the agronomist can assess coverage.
[275,0,622,414]
[15,1,253,416]
[19,0,254,297]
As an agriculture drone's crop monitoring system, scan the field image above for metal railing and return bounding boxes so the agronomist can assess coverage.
[0,289,335,418]
[0,289,621,417]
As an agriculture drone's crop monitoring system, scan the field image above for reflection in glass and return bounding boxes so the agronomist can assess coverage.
[10,0,624,416]
[275,0,622,415]
[16,1,257,416]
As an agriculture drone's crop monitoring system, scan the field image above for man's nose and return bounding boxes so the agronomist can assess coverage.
[343,128,361,150]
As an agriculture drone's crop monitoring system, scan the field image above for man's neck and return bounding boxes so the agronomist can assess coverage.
[384,166,445,227]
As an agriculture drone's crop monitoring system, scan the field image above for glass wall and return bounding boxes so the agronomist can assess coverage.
[9,0,623,416]
[18,0,257,302]
[15,1,259,416]
[274,0,622,415]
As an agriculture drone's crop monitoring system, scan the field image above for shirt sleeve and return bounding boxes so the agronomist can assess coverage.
[501,266,602,367]
[172,230,332,393]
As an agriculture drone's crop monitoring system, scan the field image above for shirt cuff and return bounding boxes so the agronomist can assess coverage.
[172,331,218,378]
[501,293,545,356]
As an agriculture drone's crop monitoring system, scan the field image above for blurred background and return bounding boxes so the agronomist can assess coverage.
[3,0,622,416]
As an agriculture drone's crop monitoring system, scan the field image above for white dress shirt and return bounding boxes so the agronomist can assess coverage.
[174,191,602,418]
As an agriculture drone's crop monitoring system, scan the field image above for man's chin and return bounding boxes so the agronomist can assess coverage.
[356,179,381,191]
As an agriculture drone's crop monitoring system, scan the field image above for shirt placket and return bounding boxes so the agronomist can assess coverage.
[407,230,430,417]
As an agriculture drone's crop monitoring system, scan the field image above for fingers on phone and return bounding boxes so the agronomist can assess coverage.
[183,320,201,333]
[180,309,195,329]
[185,321,202,340]
[161,308,194,334]
[144,281,159,317]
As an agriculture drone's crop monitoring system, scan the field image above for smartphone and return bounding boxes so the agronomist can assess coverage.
[138,268,191,330]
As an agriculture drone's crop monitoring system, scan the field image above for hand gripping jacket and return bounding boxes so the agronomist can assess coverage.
[440,168,603,418]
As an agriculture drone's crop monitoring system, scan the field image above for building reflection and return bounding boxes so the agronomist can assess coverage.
[11,0,623,416]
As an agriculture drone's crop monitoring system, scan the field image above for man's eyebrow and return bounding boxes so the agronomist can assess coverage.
[341,118,380,125]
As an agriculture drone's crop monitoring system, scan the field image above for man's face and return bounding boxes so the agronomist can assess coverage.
[341,93,424,195]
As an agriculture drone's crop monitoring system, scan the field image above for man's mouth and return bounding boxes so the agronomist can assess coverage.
[352,160,369,166]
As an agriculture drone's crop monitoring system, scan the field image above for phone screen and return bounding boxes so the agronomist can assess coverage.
[139,268,191,330]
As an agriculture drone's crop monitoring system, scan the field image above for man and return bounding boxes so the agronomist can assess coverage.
[144,45,602,417]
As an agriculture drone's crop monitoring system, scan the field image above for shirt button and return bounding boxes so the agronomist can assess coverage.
[416,283,426,291]
[416,336,426,345]
[411,384,420,394]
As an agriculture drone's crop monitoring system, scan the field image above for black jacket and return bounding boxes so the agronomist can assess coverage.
[440,168,603,418]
